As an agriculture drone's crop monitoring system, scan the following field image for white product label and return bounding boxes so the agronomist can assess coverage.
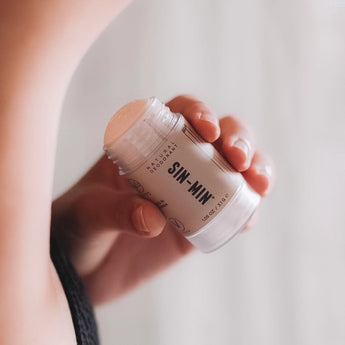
[126,116,244,236]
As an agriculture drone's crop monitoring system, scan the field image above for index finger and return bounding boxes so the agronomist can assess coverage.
[166,95,220,142]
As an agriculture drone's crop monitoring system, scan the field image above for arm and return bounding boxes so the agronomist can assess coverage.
[0,1,130,344]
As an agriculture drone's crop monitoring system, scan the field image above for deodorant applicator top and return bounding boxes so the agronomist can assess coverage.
[104,99,150,147]
[104,97,177,174]
[104,97,260,252]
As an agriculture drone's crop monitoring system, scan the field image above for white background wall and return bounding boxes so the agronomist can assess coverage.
[54,0,345,344]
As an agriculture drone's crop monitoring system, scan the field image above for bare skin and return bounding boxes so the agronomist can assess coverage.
[0,1,275,344]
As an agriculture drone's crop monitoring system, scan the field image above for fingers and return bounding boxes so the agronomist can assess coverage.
[74,184,166,239]
[215,116,255,172]
[215,115,274,196]
[166,96,275,198]
[131,200,167,237]
[242,151,275,197]
[166,95,220,142]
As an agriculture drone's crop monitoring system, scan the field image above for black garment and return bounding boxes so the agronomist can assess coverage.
[50,237,100,345]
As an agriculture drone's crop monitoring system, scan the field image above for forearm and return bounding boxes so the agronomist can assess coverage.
[0,0,130,323]
[0,1,131,343]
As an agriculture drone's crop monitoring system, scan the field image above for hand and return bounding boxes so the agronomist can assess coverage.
[52,95,275,305]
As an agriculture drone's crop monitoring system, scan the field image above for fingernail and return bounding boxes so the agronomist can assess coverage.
[253,164,273,196]
[231,138,251,170]
[256,164,273,179]
[198,112,219,127]
[133,205,165,234]
[232,138,249,157]
[132,206,150,233]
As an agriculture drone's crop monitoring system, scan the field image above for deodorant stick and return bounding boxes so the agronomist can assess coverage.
[103,97,260,252]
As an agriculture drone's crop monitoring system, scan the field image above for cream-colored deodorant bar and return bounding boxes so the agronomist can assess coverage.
[103,97,260,252]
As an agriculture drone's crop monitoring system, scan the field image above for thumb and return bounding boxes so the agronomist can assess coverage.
[73,184,167,238]
[52,183,167,278]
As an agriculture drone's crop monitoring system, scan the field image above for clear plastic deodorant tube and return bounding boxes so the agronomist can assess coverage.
[103,97,260,252]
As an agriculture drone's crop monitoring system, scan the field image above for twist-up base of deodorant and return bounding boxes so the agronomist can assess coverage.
[186,181,260,252]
